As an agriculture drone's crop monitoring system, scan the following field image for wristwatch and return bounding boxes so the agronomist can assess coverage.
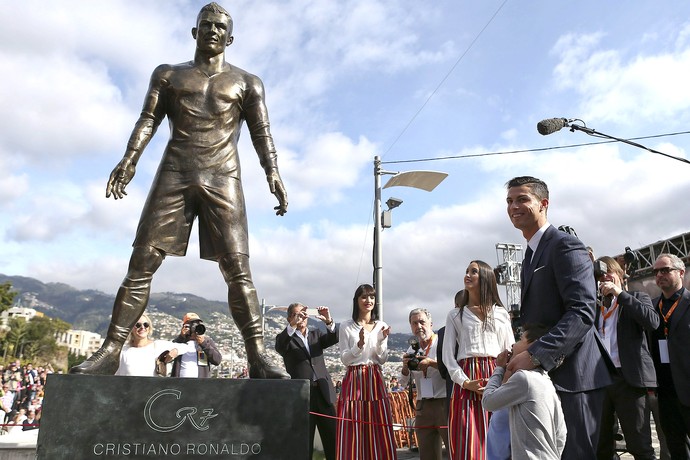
[528,352,541,368]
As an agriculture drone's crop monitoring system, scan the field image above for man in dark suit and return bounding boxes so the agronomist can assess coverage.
[505,176,612,460]
[650,253,690,459]
[275,303,338,460]
[594,256,658,460]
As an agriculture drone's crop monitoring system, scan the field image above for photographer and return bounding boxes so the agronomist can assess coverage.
[594,257,658,460]
[399,308,449,460]
[171,313,222,378]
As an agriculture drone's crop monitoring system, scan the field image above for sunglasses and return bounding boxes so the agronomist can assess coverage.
[652,267,678,276]
[135,322,150,329]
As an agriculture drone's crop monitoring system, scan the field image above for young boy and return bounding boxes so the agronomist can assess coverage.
[482,324,567,460]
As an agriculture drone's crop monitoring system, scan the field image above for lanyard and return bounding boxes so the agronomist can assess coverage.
[599,297,619,338]
[658,297,680,337]
[422,334,436,357]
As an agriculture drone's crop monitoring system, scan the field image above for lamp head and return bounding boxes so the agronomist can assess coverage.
[385,197,403,210]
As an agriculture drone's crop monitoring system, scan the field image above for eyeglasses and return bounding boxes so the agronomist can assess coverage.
[135,322,150,329]
[652,267,678,276]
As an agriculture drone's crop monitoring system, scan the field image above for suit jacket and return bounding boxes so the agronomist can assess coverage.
[652,288,690,406]
[275,325,339,405]
[520,224,612,392]
[435,326,455,402]
[596,290,659,388]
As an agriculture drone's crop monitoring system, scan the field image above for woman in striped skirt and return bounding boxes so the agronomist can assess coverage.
[442,260,515,460]
[336,284,397,460]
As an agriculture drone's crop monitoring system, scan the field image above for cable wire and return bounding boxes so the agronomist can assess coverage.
[381,130,690,165]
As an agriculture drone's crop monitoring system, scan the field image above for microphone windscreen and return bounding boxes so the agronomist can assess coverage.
[537,118,566,135]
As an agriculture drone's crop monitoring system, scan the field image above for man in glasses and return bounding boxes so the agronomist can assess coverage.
[171,313,222,378]
[649,253,690,458]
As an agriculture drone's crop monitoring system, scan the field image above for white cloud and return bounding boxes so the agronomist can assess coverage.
[552,31,690,128]
[2,1,690,336]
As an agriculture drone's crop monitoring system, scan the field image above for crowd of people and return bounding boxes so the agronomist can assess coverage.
[0,361,51,434]
[5,171,689,460]
[271,175,690,460]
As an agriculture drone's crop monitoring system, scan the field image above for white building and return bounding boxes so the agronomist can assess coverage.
[0,306,42,327]
[56,330,104,358]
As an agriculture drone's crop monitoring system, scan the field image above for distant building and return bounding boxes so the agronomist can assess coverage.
[56,330,104,358]
[0,306,43,327]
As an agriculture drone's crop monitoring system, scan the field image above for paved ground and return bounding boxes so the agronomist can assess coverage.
[394,417,663,459]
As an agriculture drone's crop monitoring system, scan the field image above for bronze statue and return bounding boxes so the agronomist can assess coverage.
[70,2,289,379]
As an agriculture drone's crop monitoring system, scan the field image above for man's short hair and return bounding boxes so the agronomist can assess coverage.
[506,176,549,201]
[522,323,550,343]
[408,308,431,324]
[656,253,685,271]
[287,302,305,317]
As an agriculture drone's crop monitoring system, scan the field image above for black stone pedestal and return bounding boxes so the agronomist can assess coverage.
[37,375,309,459]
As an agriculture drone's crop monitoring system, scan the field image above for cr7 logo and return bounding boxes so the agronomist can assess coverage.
[144,389,219,433]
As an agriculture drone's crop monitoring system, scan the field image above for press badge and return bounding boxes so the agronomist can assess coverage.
[658,340,669,364]
[197,349,208,366]
[420,377,434,398]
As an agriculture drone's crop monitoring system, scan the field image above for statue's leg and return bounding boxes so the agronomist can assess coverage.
[70,245,165,375]
[219,253,288,379]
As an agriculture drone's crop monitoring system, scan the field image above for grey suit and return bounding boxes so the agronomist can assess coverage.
[651,288,690,459]
[521,224,612,460]
[596,290,658,460]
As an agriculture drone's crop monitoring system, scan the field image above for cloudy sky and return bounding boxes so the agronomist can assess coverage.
[2,0,690,333]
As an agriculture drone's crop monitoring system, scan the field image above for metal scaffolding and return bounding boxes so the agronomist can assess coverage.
[494,243,524,318]
[626,231,690,279]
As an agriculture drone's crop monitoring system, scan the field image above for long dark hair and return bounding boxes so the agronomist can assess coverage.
[458,260,504,327]
[351,284,378,322]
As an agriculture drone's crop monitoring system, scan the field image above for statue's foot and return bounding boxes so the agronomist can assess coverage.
[69,341,123,375]
[248,353,289,379]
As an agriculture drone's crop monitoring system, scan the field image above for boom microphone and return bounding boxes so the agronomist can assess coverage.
[537,117,569,135]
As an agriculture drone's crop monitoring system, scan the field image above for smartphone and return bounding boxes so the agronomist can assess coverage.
[306,308,320,317]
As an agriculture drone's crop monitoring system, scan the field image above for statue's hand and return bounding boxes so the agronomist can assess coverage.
[106,159,136,200]
[267,169,288,216]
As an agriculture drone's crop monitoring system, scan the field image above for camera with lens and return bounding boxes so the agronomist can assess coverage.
[405,337,424,371]
[593,259,608,279]
[187,320,206,336]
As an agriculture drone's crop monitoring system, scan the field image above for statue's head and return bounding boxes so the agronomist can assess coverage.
[197,2,233,34]
[192,3,234,51]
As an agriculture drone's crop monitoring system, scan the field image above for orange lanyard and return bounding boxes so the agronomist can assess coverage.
[599,298,619,338]
[422,334,436,357]
[658,297,680,337]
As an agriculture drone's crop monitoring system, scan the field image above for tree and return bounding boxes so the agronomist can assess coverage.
[1,315,71,364]
[0,282,17,314]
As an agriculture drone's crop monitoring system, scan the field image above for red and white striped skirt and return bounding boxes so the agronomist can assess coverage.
[448,356,496,460]
[336,364,398,460]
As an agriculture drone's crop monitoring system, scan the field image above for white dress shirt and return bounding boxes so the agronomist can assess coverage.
[442,305,515,385]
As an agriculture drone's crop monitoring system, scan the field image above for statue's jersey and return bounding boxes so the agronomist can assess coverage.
[140,61,277,177]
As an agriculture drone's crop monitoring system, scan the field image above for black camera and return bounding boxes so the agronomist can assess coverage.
[187,320,206,336]
[593,260,608,279]
[405,337,423,371]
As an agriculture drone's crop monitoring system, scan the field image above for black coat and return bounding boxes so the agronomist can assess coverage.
[275,325,339,405]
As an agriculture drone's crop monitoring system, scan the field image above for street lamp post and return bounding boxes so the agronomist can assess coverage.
[260,298,287,337]
[373,155,448,320]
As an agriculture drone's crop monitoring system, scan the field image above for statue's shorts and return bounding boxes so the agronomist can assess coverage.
[133,169,249,261]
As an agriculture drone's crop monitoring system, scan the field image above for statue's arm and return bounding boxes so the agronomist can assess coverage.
[243,75,288,216]
[106,66,169,199]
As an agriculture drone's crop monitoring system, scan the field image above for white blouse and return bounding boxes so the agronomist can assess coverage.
[339,318,389,366]
[115,340,189,377]
[442,305,515,385]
